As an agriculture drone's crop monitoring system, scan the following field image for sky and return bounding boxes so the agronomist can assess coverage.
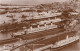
[0,0,67,5]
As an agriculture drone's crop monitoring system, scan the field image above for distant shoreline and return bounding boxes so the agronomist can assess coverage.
[0,4,36,6]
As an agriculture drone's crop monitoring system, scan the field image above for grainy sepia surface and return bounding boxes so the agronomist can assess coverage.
[0,0,80,51]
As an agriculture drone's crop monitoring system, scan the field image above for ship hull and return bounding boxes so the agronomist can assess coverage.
[52,39,79,51]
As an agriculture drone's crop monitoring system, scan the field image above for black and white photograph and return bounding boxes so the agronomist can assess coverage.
[0,0,80,51]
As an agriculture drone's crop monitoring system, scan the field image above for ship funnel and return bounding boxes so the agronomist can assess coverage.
[38,24,40,30]
[30,26,33,30]
[44,23,47,28]
[51,22,53,26]
[66,35,69,39]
